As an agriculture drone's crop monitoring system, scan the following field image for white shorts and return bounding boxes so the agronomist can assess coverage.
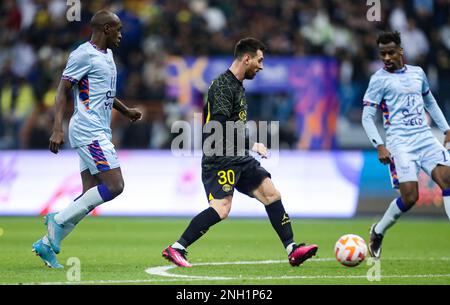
[388,135,450,189]
[76,138,120,175]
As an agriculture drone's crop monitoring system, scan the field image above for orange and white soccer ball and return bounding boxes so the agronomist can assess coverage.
[334,234,368,267]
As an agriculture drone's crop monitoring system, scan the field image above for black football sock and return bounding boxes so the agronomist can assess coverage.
[177,207,222,248]
[265,200,294,248]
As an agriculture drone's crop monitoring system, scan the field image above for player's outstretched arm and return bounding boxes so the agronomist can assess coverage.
[113,98,143,122]
[49,79,73,154]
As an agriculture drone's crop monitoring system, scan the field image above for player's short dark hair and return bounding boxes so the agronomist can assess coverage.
[90,10,119,30]
[376,31,402,46]
[234,38,266,59]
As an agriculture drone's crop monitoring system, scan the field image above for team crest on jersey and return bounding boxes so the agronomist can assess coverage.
[222,184,233,192]
[239,110,247,121]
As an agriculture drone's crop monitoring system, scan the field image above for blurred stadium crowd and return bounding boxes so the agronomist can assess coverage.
[1,0,449,150]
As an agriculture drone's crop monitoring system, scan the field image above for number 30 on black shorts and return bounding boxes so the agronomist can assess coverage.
[202,168,239,201]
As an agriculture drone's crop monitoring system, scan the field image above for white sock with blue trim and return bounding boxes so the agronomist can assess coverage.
[54,184,113,226]
[375,198,409,235]
[443,189,450,220]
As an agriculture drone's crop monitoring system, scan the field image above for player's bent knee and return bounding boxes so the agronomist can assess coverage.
[211,205,230,220]
[113,181,125,197]
[103,181,124,200]
[432,166,450,190]
[210,198,232,220]
[269,189,282,203]
[217,209,230,220]
[218,203,232,219]
[402,193,418,207]
[263,189,281,205]
[438,170,450,190]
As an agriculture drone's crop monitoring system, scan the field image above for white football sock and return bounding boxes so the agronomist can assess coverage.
[286,242,295,255]
[374,198,403,235]
[172,242,186,251]
[443,195,450,220]
[54,186,105,226]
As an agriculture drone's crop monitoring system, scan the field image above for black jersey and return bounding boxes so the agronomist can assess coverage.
[202,70,254,170]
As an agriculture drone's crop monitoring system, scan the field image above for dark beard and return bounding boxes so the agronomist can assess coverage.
[244,70,256,79]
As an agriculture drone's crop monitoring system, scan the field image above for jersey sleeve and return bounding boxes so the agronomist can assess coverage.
[420,67,430,96]
[363,75,384,107]
[362,106,384,148]
[209,80,234,119]
[61,48,91,85]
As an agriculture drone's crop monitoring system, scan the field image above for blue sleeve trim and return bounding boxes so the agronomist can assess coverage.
[61,75,78,85]
[422,90,430,97]
[363,101,379,109]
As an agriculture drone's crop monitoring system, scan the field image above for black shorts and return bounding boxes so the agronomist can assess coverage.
[202,158,271,201]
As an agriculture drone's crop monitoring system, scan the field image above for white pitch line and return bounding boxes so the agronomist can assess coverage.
[144,259,336,280]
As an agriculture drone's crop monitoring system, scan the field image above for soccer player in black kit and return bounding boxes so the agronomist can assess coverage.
[162,38,318,267]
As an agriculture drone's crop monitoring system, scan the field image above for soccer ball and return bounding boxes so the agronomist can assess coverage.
[334,234,368,267]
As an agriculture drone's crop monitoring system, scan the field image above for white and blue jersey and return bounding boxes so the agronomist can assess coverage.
[62,41,117,148]
[363,65,432,147]
[62,41,119,174]
[362,65,450,188]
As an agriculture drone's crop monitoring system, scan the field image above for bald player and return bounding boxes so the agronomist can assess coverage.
[32,10,142,268]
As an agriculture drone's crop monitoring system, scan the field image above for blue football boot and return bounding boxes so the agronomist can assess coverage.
[32,239,63,269]
[45,212,66,254]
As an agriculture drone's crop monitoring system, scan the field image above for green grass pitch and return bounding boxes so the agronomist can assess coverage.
[0,217,449,285]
